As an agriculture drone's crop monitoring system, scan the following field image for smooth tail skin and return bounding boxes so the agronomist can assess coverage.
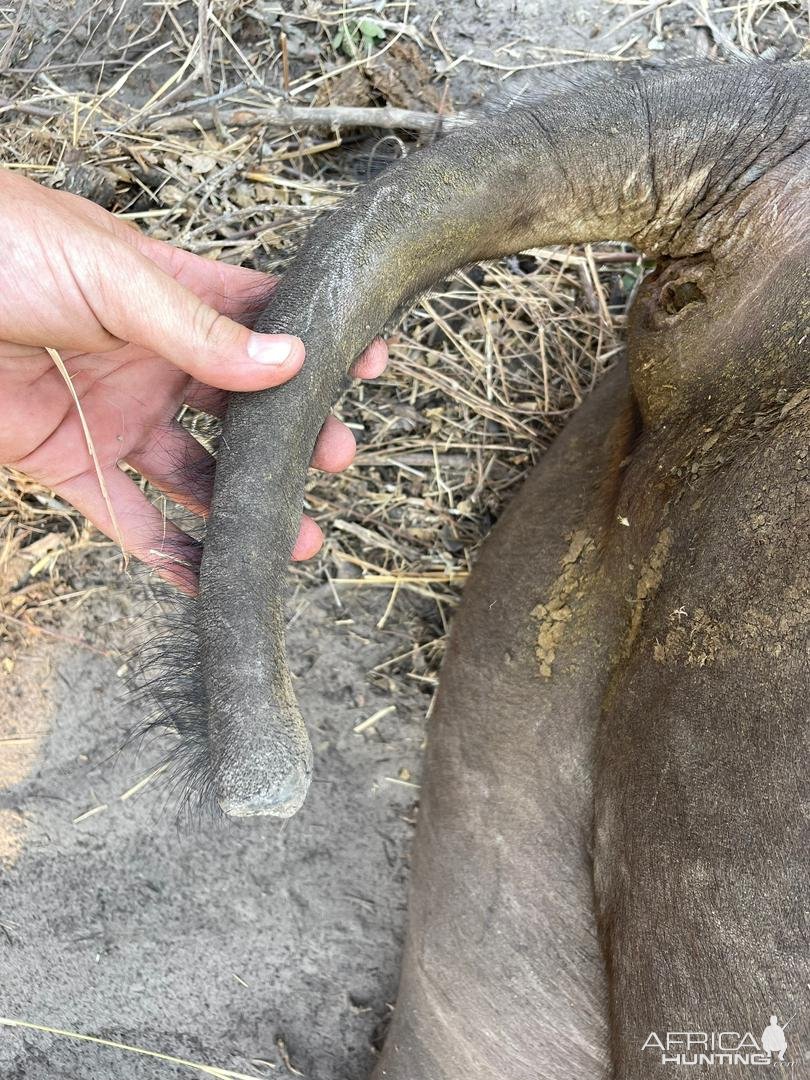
[193,62,809,816]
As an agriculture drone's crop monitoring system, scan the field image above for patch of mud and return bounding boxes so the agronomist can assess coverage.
[623,526,673,656]
[531,528,595,678]
[654,605,726,667]
[654,594,808,668]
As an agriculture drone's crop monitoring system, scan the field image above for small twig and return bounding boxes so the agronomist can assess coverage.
[353,705,396,734]
[274,1037,303,1077]
[688,0,750,57]
[45,348,126,563]
[0,98,59,119]
[0,1019,263,1080]
[73,804,108,824]
[153,102,467,134]
[280,31,290,93]
[119,763,171,802]
[599,0,684,37]
[156,81,247,118]
[0,0,29,74]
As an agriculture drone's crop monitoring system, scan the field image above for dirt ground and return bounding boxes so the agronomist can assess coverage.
[1,583,426,1080]
[1,1,806,1078]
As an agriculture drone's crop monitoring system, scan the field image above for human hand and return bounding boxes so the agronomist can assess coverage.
[0,169,387,592]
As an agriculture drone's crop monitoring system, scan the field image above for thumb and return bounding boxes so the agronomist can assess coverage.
[90,232,305,391]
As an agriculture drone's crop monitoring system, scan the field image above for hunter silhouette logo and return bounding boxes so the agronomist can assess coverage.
[760,1016,787,1062]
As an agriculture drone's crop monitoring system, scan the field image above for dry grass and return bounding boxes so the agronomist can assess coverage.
[0,1017,277,1079]
[0,0,806,679]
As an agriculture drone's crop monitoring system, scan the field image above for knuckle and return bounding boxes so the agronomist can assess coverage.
[194,306,234,356]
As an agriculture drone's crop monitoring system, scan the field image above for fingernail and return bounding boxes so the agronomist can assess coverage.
[247,333,296,365]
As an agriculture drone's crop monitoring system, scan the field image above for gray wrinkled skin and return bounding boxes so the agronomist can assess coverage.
[193,61,807,1077]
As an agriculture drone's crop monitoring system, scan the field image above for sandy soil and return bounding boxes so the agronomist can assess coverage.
[1,585,426,1079]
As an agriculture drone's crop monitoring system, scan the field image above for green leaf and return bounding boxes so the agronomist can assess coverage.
[357,16,385,42]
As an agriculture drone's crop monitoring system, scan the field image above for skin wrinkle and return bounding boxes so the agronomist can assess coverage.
[3,396,78,469]
[637,81,660,235]
[60,233,128,352]
[726,84,795,165]
[664,77,808,253]
[682,84,751,225]
[520,108,577,203]
[21,220,95,337]
[690,115,790,227]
